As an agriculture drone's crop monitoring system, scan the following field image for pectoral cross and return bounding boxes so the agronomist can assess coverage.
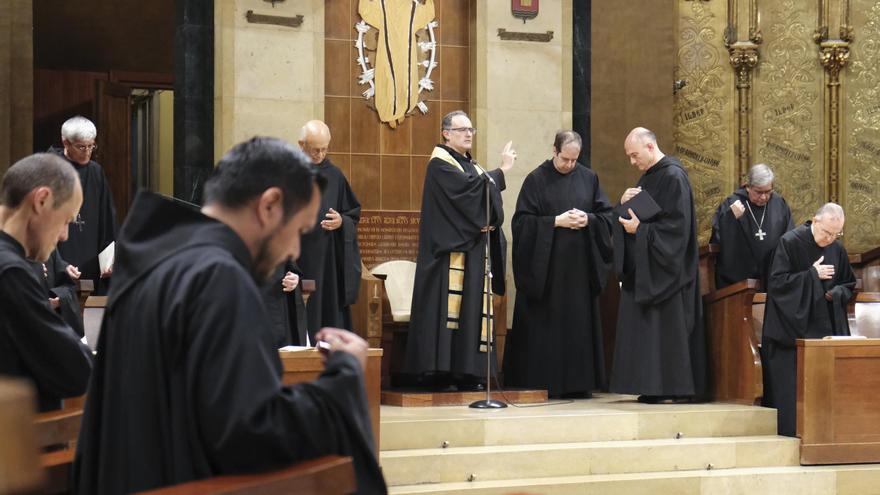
[73,214,85,232]
[755,228,766,241]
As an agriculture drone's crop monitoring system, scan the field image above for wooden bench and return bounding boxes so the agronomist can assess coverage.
[850,246,880,292]
[0,379,44,495]
[136,455,356,495]
[703,279,763,404]
[34,408,83,494]
[706,282,880,405]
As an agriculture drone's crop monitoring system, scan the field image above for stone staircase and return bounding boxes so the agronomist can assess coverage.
[379,394,880,494]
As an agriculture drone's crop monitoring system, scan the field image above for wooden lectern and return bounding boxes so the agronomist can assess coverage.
[798,338,880,464]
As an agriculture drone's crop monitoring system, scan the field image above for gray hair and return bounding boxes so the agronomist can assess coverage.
[746,163,775,187]
[1,153,79,209]
[815,202,845,220]
[441,110,469,143]
[61,116,97,143]
[441,110,468,131]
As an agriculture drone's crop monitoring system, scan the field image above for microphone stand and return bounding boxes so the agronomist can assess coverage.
[469,169,507,409]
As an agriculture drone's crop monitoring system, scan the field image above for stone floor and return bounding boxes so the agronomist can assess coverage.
[379,393,880,494]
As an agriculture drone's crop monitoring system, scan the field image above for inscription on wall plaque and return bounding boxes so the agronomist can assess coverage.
[357,210,421,269]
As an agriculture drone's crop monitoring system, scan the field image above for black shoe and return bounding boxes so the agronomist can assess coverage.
[637,395,660,404]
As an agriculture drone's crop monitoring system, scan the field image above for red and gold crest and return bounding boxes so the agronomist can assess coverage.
[512,0,539,21]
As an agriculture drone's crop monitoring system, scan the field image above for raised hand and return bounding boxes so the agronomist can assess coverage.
[500,141,517,172]
[730,200,745,219]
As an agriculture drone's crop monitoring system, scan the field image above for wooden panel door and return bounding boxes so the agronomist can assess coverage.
[95,80,132,224]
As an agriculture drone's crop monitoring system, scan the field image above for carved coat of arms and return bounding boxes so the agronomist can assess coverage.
[356,0,438,128]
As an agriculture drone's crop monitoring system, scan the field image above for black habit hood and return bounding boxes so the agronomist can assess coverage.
[74,192,386,494]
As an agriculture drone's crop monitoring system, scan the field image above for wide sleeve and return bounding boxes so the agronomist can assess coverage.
[511,173,555,299]
[186,263,384,490]
[97,166,118,250]
[828,245,857,335]
[47,252,85,337]
[586,179,615,295]
[709,198,731,245]
[337,175,363,306]
[632,171,695,304]
[0,266,93,397]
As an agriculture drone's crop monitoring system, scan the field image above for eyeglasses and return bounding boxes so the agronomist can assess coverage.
[72,143,98,153]
[819,227,844,238]
[445,127,477,134]
[748,187,773,197]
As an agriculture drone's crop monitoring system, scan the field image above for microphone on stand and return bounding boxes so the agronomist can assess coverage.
[469,164,506,410]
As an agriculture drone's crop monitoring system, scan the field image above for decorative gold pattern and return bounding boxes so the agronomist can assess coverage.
[729,41,760,179]
[675,0,733,244]
[754,0,822,225]
[843,1,880,251]
[819,39,850,203]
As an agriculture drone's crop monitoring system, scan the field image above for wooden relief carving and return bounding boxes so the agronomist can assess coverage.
[356,0,438,128]
[753,0,822,225]
[843,1,880,251]
[674,0,733,243]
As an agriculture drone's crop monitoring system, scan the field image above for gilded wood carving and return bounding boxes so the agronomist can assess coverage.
[753,0,822,225]
[843,1,880,251]
[675,0,733,243]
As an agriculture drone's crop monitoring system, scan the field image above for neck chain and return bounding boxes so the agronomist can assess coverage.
[745,200,767,241]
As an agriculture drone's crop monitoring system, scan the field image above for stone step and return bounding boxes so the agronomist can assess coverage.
[387,464,880,495]
[381,436,799,486]
[380,398,777,451]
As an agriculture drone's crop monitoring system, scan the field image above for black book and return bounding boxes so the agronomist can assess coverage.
[614,189,662,221]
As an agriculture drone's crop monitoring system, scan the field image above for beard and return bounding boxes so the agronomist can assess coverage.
[252,224,288,283]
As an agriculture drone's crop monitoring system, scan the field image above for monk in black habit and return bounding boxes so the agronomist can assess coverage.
[50,116,117,295]
[504,131,614,398]
[296,120,362,340]
[74,138,386,494]
[405,110,516,390]
[710,163,794,289]
[262,261,309,347]
[0,153,93,412]
[611,128,707,403]
[762,203,855,437]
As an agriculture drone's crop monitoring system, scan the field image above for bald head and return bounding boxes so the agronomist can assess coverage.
[298,120,331,165]
[625,127,657,146]
[624,127,663,171]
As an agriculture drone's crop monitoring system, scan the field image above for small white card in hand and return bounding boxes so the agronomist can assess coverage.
[98,242,115,273]
[279,345,312,352]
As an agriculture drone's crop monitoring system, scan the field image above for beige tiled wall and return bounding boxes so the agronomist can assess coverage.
[473,0,573,318]
[214,0,325,160]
